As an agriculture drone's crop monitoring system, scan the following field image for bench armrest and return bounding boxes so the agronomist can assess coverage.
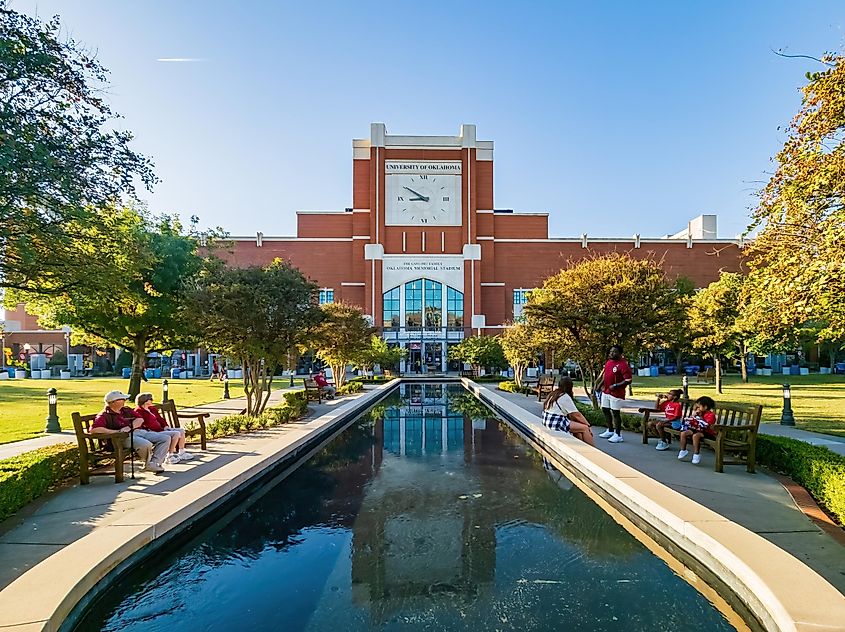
[637,407,662,414]
[176,411,207,419]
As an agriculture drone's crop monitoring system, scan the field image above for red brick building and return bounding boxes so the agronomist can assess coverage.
[223,123,744,372]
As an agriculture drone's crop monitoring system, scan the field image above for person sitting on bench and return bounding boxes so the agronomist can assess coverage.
[313,369,336,399]
[90,390,171,473]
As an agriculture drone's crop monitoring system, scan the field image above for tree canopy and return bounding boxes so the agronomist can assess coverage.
[745,53,845,357]
[447,336,506,375]
[9,208,205,398]
[0,3,156,293]
[524,253,681,403]
[311,303,374,387]
[186,259,322,415]
[500,323,543,386]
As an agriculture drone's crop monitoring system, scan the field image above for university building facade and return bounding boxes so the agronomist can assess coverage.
[224,123,744,373]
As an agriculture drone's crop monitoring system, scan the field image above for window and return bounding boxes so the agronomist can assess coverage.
[405,280,423,327]
[513,288,532,322]
[319,288,334,304]
[424,279,442,328]
[383,286,400,329]
[447,287,463,327]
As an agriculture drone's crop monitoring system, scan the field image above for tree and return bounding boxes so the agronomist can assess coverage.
[447,336,506,375]
[688,273,751,392]
[311,303,374,387]
[9,208,204,398]
[355,336,406,376]
[186,259,322,415]
[656,276,695,370]
[524,254,681,406]
[745,53,845,362]
[500,323,543,387]
[0,3,156,294]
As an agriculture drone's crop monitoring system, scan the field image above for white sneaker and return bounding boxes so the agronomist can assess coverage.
[678,450,689,460]
[165,453,181,465]
[177,450,194,461]
[691,454,701,465]
[656,441,669,451]
[598,430,614,439]
[608,434,624,443]
[145,461,165,473]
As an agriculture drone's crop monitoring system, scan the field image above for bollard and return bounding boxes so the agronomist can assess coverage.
[162,379,170,403]
[45,388,61,433]
[223,375,230,399]
[682,374,689,399]
[780,383,795,426]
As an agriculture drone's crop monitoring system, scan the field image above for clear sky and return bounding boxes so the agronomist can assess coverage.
[12,0,845,240]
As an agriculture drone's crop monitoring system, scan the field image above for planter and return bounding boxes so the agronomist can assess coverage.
[800,367,810,376]
[60,370,71,379]
[761,368,772,376]
[40,370,52,379]
[0,372,7,380]
[782,368,791,376]
[820,367,832,375]
[185,371,194,379]
[14,369,26,379]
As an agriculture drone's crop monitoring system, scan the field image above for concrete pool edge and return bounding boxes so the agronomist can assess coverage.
[0,382,398,632]
[464,379,845,632]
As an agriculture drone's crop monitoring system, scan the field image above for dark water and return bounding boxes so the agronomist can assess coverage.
[77,384,735,632]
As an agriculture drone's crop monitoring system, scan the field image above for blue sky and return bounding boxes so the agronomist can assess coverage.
[13,0,845,239]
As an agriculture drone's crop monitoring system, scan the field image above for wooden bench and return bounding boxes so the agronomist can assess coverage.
[158,400,209,451]
[639,398,763,472]
[696,368,717,383]
[533,375,556,401]
[303,378,322,403]
[71,412,132,484]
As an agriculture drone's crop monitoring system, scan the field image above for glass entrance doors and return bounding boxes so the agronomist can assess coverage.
[425,342,443,373]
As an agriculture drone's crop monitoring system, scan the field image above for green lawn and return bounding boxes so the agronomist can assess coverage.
[0,376,300,444]
[625,374,845,437]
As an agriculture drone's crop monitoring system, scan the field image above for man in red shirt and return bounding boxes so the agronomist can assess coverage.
[313,369,336,399]
[91,390,170,473]
[597,345,633,444]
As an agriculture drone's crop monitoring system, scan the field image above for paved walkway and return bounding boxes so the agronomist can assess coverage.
[0,388,369,592]
[0,386,303,461]
[483,385,845,595]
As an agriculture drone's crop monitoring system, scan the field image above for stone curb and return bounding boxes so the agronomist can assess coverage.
[464,379,845,632]
[0,383,396,632]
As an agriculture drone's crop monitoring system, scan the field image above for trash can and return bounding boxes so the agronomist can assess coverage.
[170,368,180,379]
[153,368,162,379]
[122,367,131,378]
[649,366,659,377]
[144,368,154,379]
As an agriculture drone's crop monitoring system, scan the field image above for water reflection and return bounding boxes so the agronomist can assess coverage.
[80,384,734,632]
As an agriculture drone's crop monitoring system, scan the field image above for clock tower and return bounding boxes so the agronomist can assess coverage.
[354,123,494,372]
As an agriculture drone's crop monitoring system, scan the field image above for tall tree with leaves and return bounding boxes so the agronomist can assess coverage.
[524,254,681,405]
[311,303,374,387]
[186,260,322,415]
[9,208,206,398]
[447,336,506,375]
[689,273,752,392]
[745,53,845,364]
[500,323,543,387]
[0,3,156,293]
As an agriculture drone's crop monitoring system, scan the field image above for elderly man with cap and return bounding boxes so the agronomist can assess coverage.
[90,390,171,473]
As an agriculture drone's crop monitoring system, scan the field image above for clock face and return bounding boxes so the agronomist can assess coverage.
[386,173,462,226]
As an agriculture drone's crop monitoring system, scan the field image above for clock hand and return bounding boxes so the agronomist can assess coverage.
[403,186,429,202]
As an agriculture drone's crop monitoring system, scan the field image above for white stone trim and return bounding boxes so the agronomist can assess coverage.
[364,244,384,260]
[480,282,505,287]
[341,282,365,286]
[476,236,494,240]
[476,209,494,214]
[462,243,481,261]
[295,210,347,214]
[352,235,371,240]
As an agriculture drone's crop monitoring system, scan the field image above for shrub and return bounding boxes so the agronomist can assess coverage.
[498,380,532,395]
[472,374,509,383]
[337,381,364,395]
[0,443,79,521]
[756,435,845,525]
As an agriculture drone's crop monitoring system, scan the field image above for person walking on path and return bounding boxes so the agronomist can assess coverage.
[597,344,633,444]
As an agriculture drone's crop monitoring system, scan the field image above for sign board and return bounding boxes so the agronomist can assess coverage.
[382,255,464,292]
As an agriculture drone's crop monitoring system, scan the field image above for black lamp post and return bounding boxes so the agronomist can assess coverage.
[780,383,795,426]
[223,375,230,399]
[682,374,689,399]
[45,388,61,433]
[162,379,169,403]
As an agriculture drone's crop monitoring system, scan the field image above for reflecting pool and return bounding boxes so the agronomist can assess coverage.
[77,384,736,631]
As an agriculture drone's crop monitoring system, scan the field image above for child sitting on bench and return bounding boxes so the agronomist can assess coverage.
[678,396,717,465]
[651,389,684,451]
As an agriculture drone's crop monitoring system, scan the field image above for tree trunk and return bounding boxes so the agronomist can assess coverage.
[830,346,837,370]
[513,362,525,387]
[740,345,748,383]
[127,337,146,400]
[715,356,723,394]
[331,363,345,387]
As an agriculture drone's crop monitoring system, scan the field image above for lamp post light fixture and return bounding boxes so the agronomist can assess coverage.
[223,375,230,399]
[780,383,796,426]
[682,374,689,399]
[162,379,169,403]
[45,388,61,433]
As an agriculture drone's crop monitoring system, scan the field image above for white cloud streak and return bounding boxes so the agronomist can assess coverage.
[156,57,206,63]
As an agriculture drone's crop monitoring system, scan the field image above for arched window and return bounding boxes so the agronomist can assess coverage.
[447,287,463,327]
[405,280,423,327]
[383,286,400,329]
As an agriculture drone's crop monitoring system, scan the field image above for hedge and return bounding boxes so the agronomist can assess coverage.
[0,443,79,521]
[756,435,845,525]
[497,380,533,395]
[204,391,310,439]
[337,381,364,395]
